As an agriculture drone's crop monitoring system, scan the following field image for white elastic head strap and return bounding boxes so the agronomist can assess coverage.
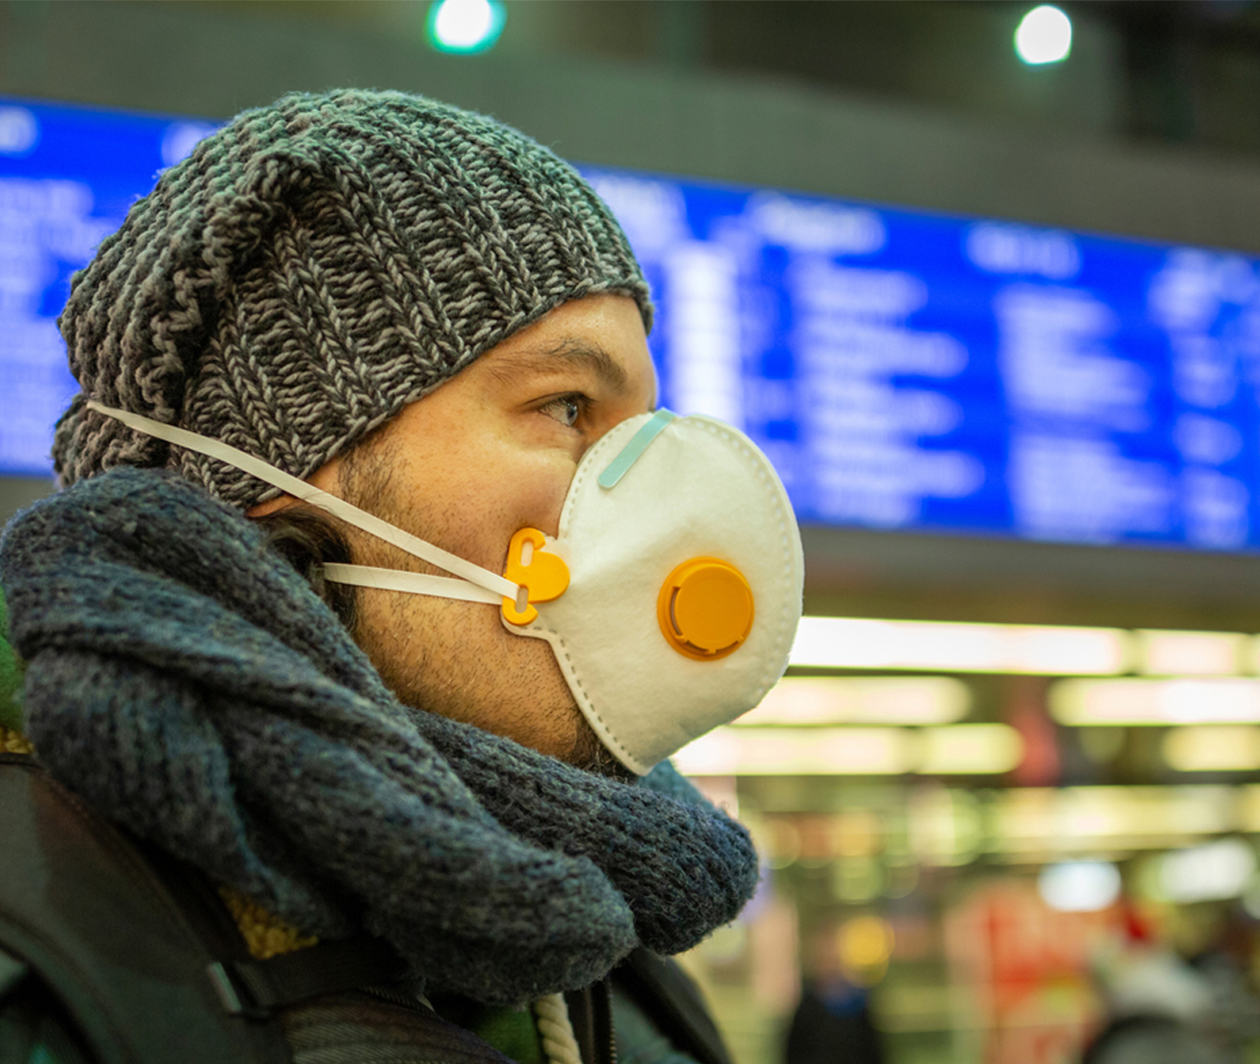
[85,401,517,605]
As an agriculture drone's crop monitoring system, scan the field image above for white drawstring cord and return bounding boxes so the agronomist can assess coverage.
[84,401,519,600]
[533,992,583,1064]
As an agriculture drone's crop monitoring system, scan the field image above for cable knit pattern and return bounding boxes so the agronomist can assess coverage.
[0,468,758,1006]
[52,89,652,510]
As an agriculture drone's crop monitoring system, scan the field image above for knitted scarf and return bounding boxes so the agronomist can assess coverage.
[0,467,758,1006]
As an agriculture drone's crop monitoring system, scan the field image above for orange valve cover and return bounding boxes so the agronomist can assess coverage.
[657,557,755,661]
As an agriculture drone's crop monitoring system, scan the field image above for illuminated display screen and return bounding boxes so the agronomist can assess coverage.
[4,97,1260,551]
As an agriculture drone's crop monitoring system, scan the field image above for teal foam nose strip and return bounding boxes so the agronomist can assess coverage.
[598,408,678,490]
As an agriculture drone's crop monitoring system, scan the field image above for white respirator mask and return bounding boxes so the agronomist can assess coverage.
[89,402,804,774]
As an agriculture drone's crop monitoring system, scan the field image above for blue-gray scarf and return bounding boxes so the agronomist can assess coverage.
[0,467,758,1005]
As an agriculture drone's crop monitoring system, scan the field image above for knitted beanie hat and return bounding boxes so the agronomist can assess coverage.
[52,89,652,509]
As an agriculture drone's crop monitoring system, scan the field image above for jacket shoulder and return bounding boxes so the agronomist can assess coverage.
[0,754,288,1064]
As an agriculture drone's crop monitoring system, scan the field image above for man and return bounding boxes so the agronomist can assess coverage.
[0,89,800,1063]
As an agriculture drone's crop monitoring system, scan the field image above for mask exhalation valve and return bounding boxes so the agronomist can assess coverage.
[656,557,755,661]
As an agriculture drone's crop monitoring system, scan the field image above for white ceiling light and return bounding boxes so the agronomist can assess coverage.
[674,726,915,776]
[674,724,1022,777]
[994,785,1237,854]
[427,0,506,53]
[734,676,970,727]
[1015,5,1072,66]
[791,616,1129,675]
[1137,629,1247,676]
[1053,677,1260,726]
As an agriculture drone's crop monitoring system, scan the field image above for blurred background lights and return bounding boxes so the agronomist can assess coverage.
[674,726,916,777]
[836,915,895,986]
[734,676,970,727]
[918,724,1024,776]
[0,106,38,155]
[674,723,1023,777]
[427,0,506,54]
[1052,677,1260,726]
[1038,860,1121,912]
[790,616,1128,675]
[1159,838,1256,903]
[1137,628,1247,676]
[1163,726,1260,773]
[1014,4,1072,66]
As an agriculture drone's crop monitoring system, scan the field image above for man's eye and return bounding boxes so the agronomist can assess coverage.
[540,394,588,428]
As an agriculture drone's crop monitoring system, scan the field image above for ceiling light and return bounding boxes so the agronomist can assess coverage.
[994,785,1236,853]
[734,676,970,726]
[674,726,916,776]
[791,616,1128,675]
[1163,726,1260,772]
[427,0,506,54]
[919,724,1023,775]
[674,724,1022,776]
[1137,629,1246,676]
[1052,677,1260,726]
[1015,5,1072,66]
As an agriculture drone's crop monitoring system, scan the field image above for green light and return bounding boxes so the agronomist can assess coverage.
[427,0,506,55]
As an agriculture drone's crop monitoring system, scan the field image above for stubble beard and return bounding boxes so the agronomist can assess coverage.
[338,441,632,781]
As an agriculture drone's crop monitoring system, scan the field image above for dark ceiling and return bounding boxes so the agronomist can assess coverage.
[197,0,1260,160]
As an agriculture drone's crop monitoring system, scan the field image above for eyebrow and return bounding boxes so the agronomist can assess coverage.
[486,338,630,395]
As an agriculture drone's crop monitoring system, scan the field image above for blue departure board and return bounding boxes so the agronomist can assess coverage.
[4,97,1260,551]
[0,99,220,479]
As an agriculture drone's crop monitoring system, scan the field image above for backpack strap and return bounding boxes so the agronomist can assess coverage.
[613,949,734,1064]
[206,936,409,1019]
[0,754,408,1063]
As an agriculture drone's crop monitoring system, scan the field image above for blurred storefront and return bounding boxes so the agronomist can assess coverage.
[676,655,1260,1064]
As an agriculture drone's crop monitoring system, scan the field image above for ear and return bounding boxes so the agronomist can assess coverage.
[247,494,294,518]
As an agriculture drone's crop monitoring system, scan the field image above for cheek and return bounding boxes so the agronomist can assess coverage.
[440,451,577,569]
[519,461,575,538]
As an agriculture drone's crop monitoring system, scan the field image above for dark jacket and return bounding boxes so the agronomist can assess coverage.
[0,753,733,1064]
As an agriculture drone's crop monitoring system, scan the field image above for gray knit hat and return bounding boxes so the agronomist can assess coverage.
[52,89,652,509]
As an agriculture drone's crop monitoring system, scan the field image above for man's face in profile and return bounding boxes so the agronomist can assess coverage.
[261,294,657,768]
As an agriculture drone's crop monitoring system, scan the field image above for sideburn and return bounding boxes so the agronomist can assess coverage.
[252,421,398,631]
[254,508,359,631]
